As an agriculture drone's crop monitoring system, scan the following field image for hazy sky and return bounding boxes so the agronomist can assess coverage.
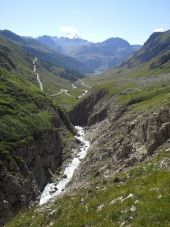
[1,0,170,44]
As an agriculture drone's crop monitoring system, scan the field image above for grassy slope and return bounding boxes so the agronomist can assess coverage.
[0,37,81,172]
[6,65,170,227]
[0,29,88,74]
[0,35,70,90]
[84,30,170,87]
[0,35,89,111]
[0,34,85,161]
[0,34,91,157]
[7,149,170,227]
[0,69,56,160]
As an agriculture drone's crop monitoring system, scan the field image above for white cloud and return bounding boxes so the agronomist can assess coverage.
[153,27,165,32]
[60,26,78,38]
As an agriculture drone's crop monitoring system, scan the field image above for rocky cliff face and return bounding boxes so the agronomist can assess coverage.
[0,131,62,226]
[68,90,170,190]
[137,108,170,153]
[69,89,107,126]
[0,108,75,227]
[111,107,170,164]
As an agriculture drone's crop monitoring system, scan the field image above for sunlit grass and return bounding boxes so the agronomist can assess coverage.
[7,150,170,227]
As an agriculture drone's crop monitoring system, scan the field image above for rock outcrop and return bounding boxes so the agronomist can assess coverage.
[137,108,170,153]
[69,89,107,126]
[0,108,75,227]
[110,107,170,163]
[69,94,170,190]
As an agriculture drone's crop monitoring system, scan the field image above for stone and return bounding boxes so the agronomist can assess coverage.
[97,204,104,211]
[159,108,169,123]
[0,111,70,225]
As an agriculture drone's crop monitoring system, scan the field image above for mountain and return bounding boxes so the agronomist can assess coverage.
[120,30,170,72]
[37,35,141,73]
[0,30,88,75]
[94,30,170,82]
[7,29,170,227]
[0,30,141,75]
[0,66,78,226]
[0,28,169,226]
[37,35,90,52]
[0,31,84,225]
[0,30,91,108]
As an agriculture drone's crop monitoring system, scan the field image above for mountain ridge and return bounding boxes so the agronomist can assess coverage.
[37,34,141,73]
[0,30,89,74]
[0,29,142,74]
[120,30,170,70]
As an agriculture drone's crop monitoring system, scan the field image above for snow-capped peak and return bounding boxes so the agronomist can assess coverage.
[64,32,79,39]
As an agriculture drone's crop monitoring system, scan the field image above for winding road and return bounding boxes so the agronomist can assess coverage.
[50,89,72,97]
[77,89,88,99]
[32,57,43,91]
[50,79,91,99]
[78,79,92,89]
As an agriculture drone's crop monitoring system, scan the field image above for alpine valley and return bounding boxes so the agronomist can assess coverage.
[0,29,170,227]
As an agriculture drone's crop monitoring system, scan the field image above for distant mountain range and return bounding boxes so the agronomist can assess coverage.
[37,35,141,74]
[0,30,141,75]
[0,30,85,95]
[0,30,87,75]
[1,29,169,79]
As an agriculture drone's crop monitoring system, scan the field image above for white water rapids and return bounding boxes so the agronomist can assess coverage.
[39,126,90,205]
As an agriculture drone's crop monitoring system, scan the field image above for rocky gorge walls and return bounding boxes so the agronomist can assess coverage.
[68,89,170,189]
[69,89,107,126]
[137,108,170,154]
[0,130,62,226]
[0,107,75,227]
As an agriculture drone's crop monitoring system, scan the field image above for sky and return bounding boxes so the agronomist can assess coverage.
[0,0,170,44]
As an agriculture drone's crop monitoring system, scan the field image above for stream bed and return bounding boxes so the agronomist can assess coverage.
[39,126,90,205]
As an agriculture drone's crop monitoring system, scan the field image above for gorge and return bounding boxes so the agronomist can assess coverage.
[0,28,170,227]
[39,126,90,205]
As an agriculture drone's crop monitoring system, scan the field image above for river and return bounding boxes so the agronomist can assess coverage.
[39,126,90,205]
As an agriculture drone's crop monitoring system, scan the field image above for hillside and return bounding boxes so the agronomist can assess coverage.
[6,68,170,227]
[0,65,80,225]
[0,32,90,101]
[37,35,141,74]
[6,30,170,227]
[0,30,88,75]
[119,30,170,77]
[85,30,170,87]
[0,32,92,226]
[122,30,170,67]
